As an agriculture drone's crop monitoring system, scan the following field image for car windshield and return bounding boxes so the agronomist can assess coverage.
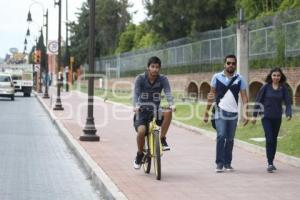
[12,75,22,80]
[0,75,11,82]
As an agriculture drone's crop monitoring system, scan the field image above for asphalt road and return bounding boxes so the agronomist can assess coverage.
[0,94,102,200]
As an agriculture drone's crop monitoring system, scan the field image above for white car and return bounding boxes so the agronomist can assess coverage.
[0,73,15,101]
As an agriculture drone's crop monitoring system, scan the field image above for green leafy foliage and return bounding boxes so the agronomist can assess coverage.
[115,23,136,53]
[69,0,130,65]
[279,0,300,11]
[69,0,300,67]
[28,46,35,64]
[116,22,163,53]
[144,0,236,41]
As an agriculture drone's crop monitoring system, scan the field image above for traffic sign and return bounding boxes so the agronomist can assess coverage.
[47,40,58,55]
[34,64,40,72]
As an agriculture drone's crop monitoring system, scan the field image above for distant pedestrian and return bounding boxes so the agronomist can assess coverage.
[58,71,63,89]
[252,67,292,173]
[203,54,249,173]
[48,72,52,86]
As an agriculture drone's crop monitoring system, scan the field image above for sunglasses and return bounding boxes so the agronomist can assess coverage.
[226,61,236,66]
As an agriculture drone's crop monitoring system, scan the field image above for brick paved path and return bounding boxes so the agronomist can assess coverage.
[40,87,300,200]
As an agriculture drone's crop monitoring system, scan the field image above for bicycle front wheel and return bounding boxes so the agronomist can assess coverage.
[153,130,161,180]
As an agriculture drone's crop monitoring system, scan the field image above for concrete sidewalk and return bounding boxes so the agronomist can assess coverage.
[37,87,300,200]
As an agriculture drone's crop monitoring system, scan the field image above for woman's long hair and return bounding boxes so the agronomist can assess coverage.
[265,67,287,84]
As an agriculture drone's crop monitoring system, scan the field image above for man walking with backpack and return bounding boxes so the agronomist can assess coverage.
[203,55,249,173]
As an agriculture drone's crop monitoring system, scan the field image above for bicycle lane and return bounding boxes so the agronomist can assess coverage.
[38,88,300,200]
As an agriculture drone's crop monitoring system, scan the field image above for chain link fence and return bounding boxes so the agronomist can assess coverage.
[248,9,300,68]
[93,8,300,78]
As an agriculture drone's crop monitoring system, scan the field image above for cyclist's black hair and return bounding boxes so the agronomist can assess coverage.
[265,67,287,84]
[224,55,237,63]
[147,56,161,68]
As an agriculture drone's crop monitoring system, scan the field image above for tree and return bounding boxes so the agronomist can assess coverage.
[36,31,46,72]
[28,46,36,64]
[95,0,131,55]
[144,0,191,41]
[69,2,89,66]
[115,22,162,53]
[115,23,136,53]
[69,0,131,65]
[279,0,300,11]
[133,23,161,49]
[236,0,283,20]
[144,0,236,41]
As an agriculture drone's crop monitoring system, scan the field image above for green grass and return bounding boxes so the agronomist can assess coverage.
[72,83,300,158]
[236,115,300,157]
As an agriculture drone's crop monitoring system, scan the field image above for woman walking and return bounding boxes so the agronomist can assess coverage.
[252,67,292,173]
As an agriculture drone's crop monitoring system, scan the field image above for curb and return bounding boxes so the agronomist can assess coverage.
[34,92,128,200]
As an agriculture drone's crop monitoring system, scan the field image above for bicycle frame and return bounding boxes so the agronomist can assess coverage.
[143,117,163,180]
[141,106,172,180]
[148,118,163,156]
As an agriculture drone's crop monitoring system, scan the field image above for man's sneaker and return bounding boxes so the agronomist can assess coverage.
[216,164,224,173]
[224,164,234,172]
[133,152,144,170]
[267,165,274,173]
[271,165,277,170]
[161,137,170,151]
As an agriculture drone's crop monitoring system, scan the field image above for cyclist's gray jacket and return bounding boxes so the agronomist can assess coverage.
[133,72,174,109]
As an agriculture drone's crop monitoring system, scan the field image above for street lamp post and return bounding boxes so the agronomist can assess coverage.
[27,4,48,95]
[65,0,69,92]
[23,39,27,55]
[27,12,42,93]
[53,0,64,110]
[26,28,30,37]
[37,27,43,93]
[43,9,50,98]
[23,45,27,55]
[25,27,39,91]
[79,0,99,141]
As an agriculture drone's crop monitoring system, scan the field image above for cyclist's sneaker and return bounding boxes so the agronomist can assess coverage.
[161,137,170,151]
[215,164,224,173]
[133,152,144,170]
[224,164,234,172]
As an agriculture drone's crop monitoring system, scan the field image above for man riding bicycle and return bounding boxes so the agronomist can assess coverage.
[133,56,175,169]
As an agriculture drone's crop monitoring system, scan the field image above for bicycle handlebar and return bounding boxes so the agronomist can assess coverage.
[138,106,173,112]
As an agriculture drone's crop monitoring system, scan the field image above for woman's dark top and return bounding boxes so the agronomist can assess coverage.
[253,83,292,119]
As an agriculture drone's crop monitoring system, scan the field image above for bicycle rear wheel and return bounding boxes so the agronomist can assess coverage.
[143,137,151,174]
[153,130,161,180]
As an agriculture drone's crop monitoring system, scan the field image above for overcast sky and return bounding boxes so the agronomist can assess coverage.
[0,0,146,59]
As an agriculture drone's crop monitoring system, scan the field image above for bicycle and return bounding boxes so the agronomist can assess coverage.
[141,107,171,180]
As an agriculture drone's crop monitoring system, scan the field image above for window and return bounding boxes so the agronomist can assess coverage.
[0,75,11,82]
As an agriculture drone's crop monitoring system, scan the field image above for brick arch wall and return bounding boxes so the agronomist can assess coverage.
[285,82,294,104]
[249,81,264,101]
[186,81,199,98]
[199,82,211,100]
[295,83,300,106]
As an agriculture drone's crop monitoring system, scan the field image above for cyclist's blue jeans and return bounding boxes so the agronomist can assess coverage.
[214,108,238,166]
